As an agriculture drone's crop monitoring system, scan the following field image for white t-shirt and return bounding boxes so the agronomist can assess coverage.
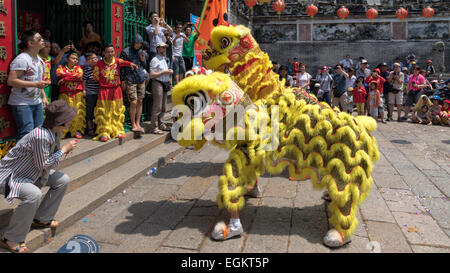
[150,54,171,82]
[171,32,187,57]
[346,75,357,90]
[8,52,45,105]
[296,72,311,89]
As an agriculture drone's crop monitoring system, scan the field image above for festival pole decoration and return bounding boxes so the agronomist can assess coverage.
[245,0,258,15]
[337,6,349,23]
[395,7,408,21]
[366,8,378,22]
[306,4,318,19]
[272,0,285,19]
[422,6,435,20]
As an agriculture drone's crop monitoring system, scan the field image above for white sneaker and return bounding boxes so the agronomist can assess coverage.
[211,221,243,241]
[323,229,352,248]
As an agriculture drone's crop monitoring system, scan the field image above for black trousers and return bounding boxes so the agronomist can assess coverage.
[183,56,194,71]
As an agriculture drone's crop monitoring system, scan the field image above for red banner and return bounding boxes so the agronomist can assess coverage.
[0,0,16,139]
[17,10,43,33]
[112,2,123,57]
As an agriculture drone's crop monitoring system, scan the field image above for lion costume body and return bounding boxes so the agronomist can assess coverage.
[171,25,379,247]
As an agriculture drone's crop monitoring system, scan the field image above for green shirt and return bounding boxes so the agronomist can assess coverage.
[182,33,199,58]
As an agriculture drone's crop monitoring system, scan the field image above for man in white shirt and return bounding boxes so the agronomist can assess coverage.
[171,22,190,84]
[145,12,173,62]
[340,55,354,69]
[149,42,173,134]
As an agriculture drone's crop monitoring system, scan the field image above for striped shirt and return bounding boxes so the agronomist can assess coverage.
[0,127,64,203]
[82,65,100,95]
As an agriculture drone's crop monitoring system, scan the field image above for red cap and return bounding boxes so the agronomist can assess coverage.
[322,66,328,70]
[374,68,381,74]
[444,100,450,105]
[427,59,432,63]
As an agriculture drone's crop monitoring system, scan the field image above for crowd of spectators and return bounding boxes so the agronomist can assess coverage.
[277,54,450,126]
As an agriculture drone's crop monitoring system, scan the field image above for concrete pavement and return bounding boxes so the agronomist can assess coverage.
[34,120,450,253]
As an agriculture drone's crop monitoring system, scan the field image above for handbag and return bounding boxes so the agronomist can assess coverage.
[156,80,172,93]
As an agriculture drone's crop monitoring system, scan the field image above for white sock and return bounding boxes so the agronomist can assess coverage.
[230,219,241,231]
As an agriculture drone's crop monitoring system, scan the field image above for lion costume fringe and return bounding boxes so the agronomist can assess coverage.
[172,25,380,246]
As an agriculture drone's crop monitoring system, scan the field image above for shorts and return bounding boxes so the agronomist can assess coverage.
[356,103,365,113]
[378,97,385,113]
[388,91,403,105]
[404,91,421,107]
[127,82,146,102]
[173,56,186,76]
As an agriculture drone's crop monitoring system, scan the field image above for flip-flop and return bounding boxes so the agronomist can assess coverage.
[0,238,28,253]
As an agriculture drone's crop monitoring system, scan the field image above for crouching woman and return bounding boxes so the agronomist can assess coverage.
[0,100,78,253]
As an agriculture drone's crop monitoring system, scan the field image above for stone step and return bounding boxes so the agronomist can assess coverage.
[0,131,171,228]
[0,139,185,252]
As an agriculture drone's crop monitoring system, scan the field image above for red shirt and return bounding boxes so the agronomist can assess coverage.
[292,62,299,74]
[56,65,83,95]
[353,86,367,104]
[93,58,133,88]
[366,75,386,94]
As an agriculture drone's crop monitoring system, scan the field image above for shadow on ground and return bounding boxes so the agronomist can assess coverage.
[114,197,328,246]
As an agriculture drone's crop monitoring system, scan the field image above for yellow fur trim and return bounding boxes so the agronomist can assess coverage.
[58,92,86,138]
[93,99,125,140]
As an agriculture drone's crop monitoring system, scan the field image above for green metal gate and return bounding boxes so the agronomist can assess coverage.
[122,0,152,123]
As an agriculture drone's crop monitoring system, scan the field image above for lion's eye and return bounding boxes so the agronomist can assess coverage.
[184,91,209,116]
[218,90,235,106]
[220,37,232,50]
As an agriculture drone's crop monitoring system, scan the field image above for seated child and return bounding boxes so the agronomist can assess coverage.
[439,99,450,126]
[412,105,432,125]
[429,95,442,125]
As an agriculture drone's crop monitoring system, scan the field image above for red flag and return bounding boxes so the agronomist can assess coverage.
[196,0,229,50]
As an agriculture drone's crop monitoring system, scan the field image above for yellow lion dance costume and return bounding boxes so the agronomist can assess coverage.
[172,25,379,248]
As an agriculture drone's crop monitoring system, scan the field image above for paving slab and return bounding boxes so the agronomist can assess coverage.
[392,212,450,247]
[379,188,425,214]
[163,216,215,250]
[156,246,197,253]
[113,223,171,253]
[365,221,413,253]
[360,184,396,223]
[288,208,330,253]
[145,200,195,229]
[294,181,327,211]
[411,245,450,253]
[420,197,450,229]
[372,172,409,189]
[263,177,297,199]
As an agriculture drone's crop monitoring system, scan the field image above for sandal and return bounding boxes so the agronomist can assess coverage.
[75,132,83,139]
[0,238,28,253]
[100,136,109,142]
[31,219,59,229]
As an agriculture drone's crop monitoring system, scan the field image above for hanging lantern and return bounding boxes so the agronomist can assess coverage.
[366,8,378,21]
[245,0,258,14]
[272,0,285,18]
[337,6,349,21]
[396,8,408,21]
[422,6,435,19]
[306,4,318,19]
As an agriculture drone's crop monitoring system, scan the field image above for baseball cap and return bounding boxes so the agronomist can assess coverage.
[381,62,388,67]
[393,63,401,67]
[374,68,381,74]
[156,41,168,48]
[321,66,328,70]
[361,59,368,64]
[427,59,432,64]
